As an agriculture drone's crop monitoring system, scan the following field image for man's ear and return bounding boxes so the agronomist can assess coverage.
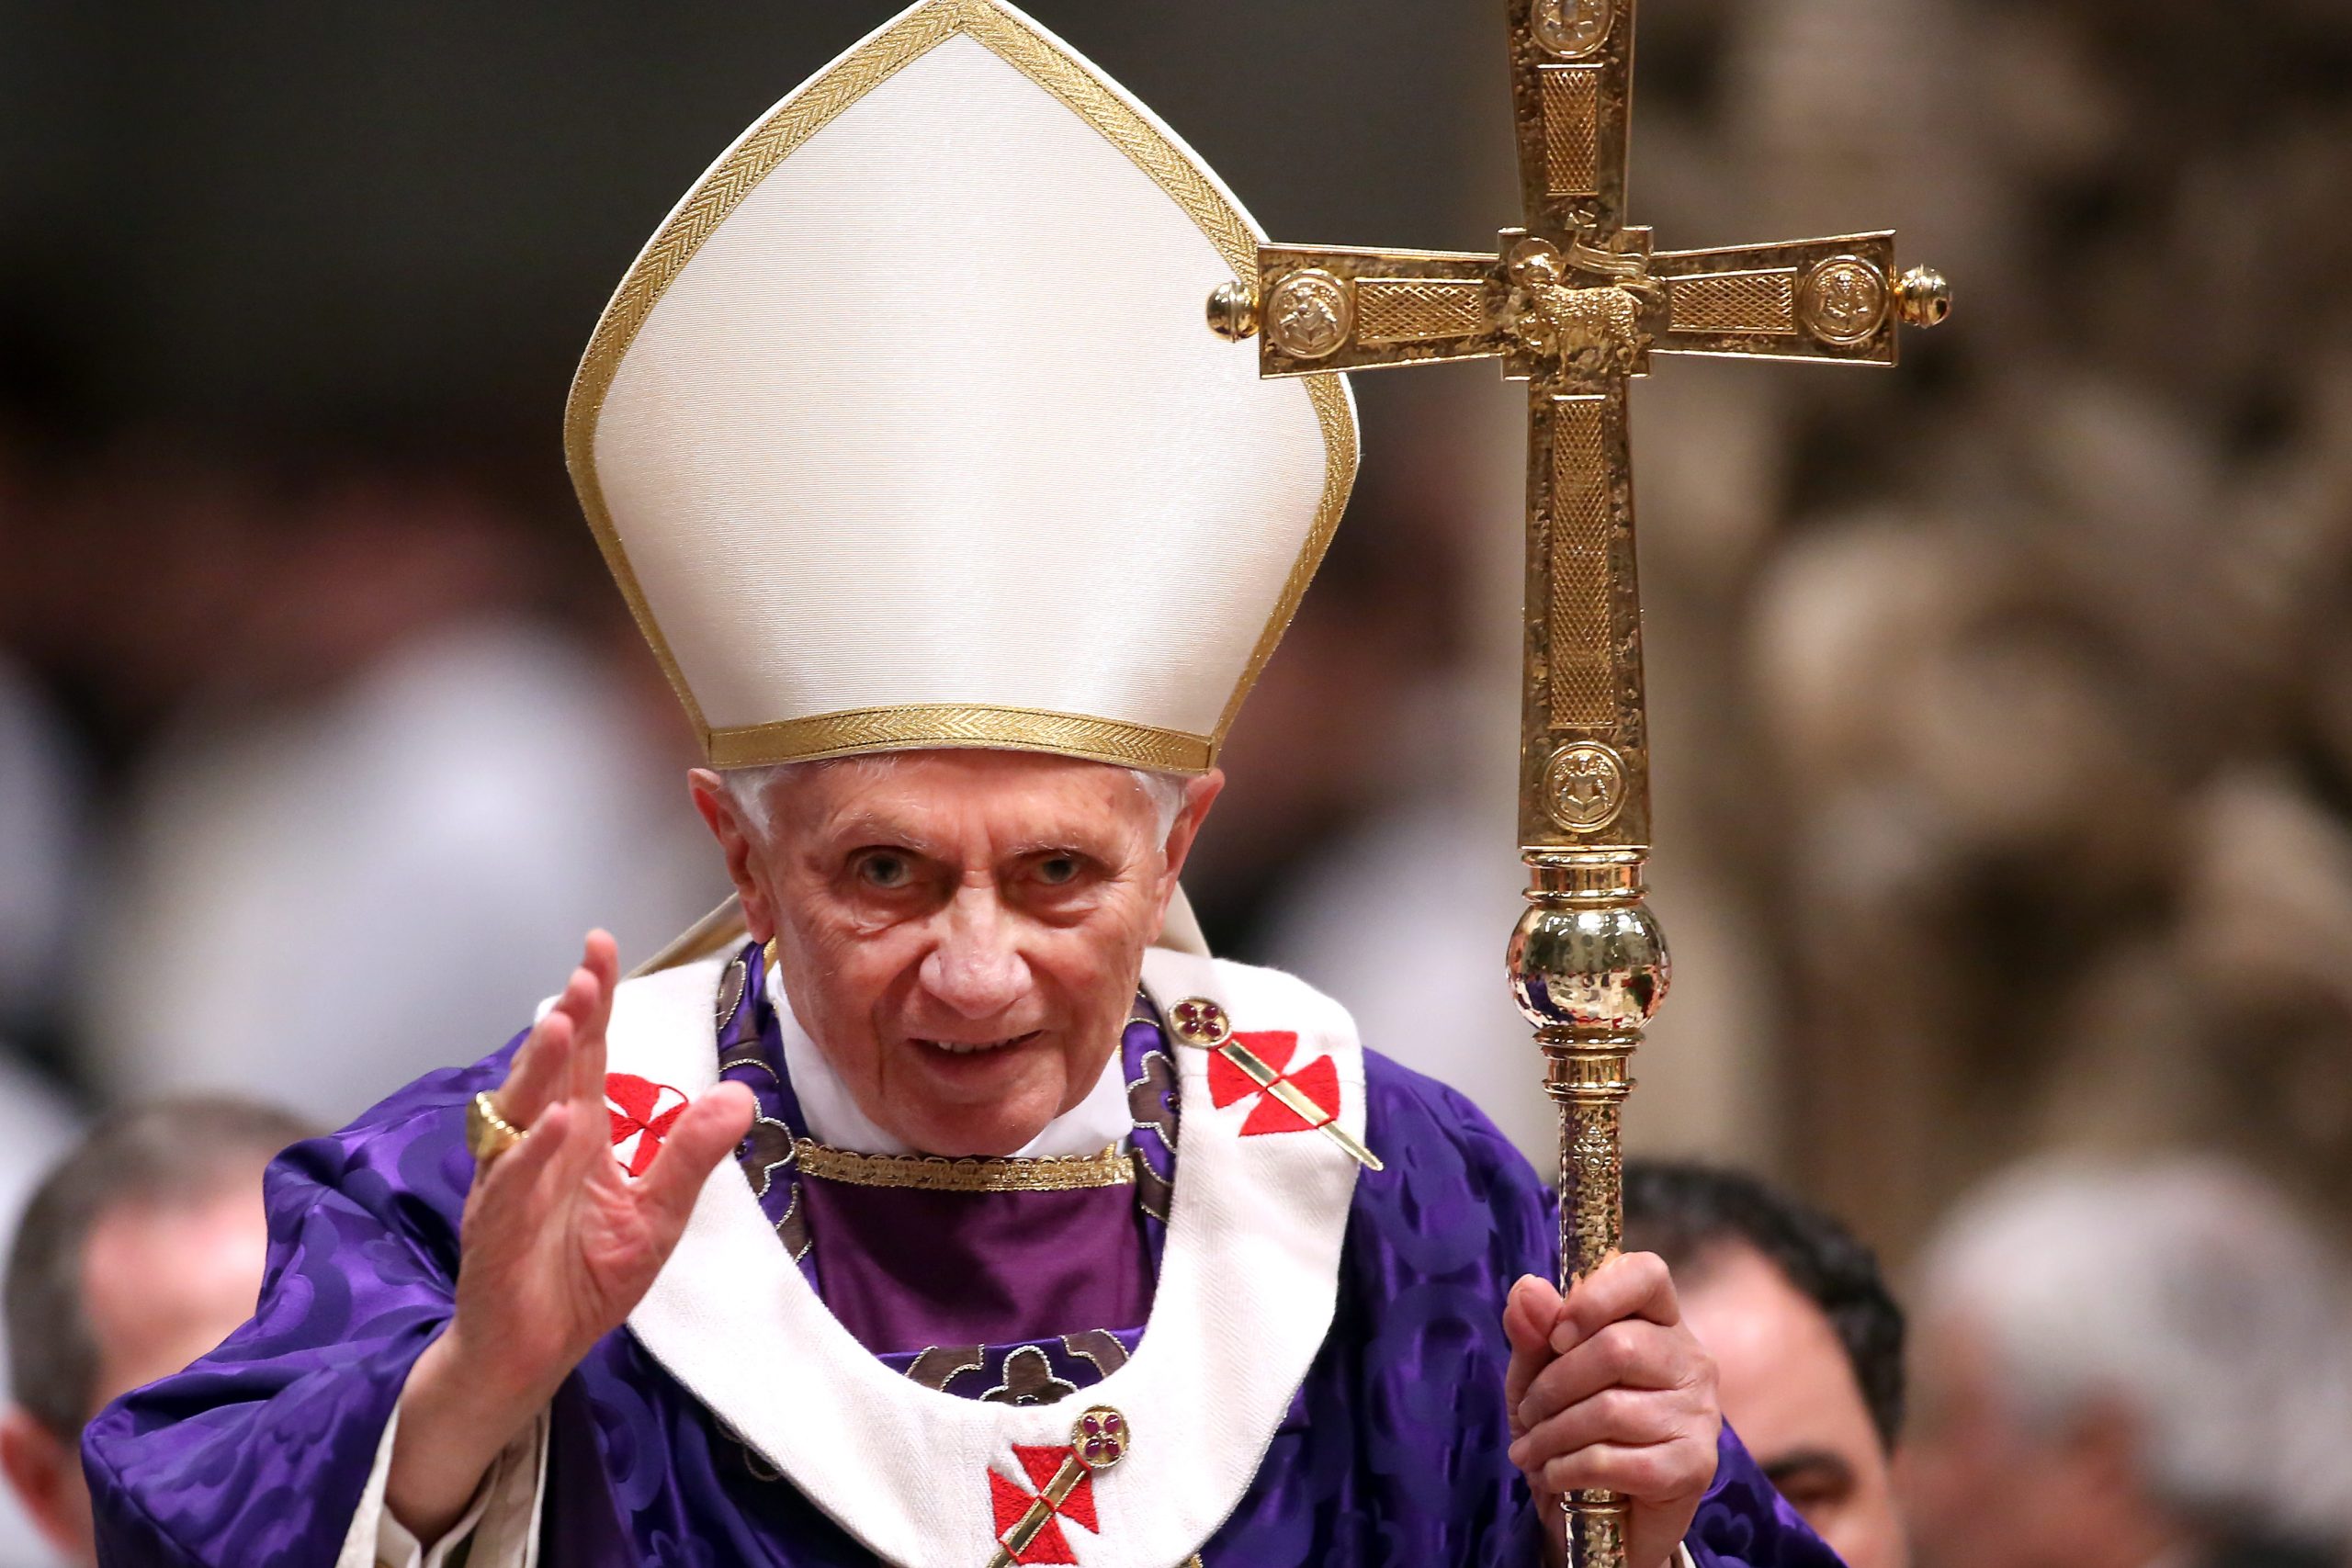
[1158,769,1225,894]
[688,769,777,942]
[0,1404,95,1562]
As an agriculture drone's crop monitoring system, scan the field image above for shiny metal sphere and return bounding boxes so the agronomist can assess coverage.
[1205,280,1261,342]
[1507,899,1671,1032]
[1895,265,1952,328]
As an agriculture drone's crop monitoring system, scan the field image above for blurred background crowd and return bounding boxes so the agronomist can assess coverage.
[2,0,2348,1564]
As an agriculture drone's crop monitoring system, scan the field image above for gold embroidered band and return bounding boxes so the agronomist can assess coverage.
[794,1140,1135,1193]
[707,705,1214,773]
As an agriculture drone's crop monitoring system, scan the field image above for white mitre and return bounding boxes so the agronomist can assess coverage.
[568,0,1357,782]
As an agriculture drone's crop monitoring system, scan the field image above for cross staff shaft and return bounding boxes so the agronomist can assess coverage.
[1204,4,1947,1566]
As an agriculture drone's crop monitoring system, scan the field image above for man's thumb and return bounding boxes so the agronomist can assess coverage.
[636,1084,757,1234]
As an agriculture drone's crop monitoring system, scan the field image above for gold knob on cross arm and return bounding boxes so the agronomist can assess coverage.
[1894,266,1951,328]
[1206,280,1261,342]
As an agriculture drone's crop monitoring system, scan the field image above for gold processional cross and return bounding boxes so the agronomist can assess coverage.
[1206,3,1948,1563]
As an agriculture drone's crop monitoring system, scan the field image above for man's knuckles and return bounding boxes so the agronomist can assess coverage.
[1553,1286,1636,1350]
[1520,1385,1704,1464]
[1541,1442,1677,1499]
[1682,1338,1720,1398]
[1520,1338,1611,1425]
[1542,1434,1713,1502]
[1567,1386,1682,1446]
[1554,1319,1666,1387]
[1557,1251,1674,1338]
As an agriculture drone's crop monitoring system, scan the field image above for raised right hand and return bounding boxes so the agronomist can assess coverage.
[388,931,754,1540]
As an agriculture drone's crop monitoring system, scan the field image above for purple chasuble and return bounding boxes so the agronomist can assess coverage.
[85,940,1845,1568]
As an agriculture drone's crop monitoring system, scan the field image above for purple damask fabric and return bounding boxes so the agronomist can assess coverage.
[85,942,1841,1568]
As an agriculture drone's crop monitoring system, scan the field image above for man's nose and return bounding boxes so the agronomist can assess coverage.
[918,886,1028,1019]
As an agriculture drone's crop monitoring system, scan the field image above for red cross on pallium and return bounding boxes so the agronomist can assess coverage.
[1208,1032,1342,1135]
[988,1445,1097,1565]
[605,1074,687,1179]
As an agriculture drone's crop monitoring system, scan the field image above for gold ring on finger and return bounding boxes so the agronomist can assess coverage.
[467,1091,527,1166]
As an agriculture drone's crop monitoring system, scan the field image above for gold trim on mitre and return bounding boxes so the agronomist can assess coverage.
[561,0,1357,774]
[707,704,1214,773]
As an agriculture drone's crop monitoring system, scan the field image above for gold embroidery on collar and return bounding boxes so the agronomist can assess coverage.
[793,1139,1134,1192]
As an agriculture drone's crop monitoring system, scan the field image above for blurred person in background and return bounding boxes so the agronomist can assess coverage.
[0,1097,313,1566]
[1,309,722,1131]
[1625,1161,1909,1568]
[69,427,724,1126]
[1906,1157,2352,1568]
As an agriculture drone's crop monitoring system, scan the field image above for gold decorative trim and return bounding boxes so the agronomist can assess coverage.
[563,0,1358,771]
[1264,269,1353,360]
[713,954,749,1027]
[1547,393,1615,728]
[794,1138,1135,1192]
[1798,255,1890,346]
[1355,278,1488,344]
[1532,0,1615,59]
[1218,373,1355,740]
[1060,1328,1131,1377]
[1543,739,1629,833]
[906,1344,987,1392]
[1541,66,1601,197]
[708,704,1213,773]
[1666,269,1797,336]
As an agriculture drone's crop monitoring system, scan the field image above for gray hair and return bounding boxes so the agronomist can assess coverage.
[5,1096,318,1438]
[1917,1156,2352,1541]
[721,756,1188,845]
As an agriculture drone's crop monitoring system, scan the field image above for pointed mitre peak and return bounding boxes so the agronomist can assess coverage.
[567,0,1358,775]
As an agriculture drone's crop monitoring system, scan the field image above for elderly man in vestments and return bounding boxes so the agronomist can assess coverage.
[82,5,1849,1566]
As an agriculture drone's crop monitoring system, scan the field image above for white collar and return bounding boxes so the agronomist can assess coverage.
[615,948,1367,1568]
[766,961,1136,1157]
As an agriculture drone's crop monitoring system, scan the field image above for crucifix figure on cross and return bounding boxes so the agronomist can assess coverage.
[1206,3,1949,1564]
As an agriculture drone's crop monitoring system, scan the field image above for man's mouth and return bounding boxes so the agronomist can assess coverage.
[914,1030,1042,1057]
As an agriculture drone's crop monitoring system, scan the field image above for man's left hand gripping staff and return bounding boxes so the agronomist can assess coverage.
[1505,1252,1724,1568]
[388,931,758,1543]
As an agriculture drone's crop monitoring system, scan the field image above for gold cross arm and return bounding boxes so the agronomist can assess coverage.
[1201,4,1948,1568]
[1209,220,1948,853]
[1210,230,1946,381]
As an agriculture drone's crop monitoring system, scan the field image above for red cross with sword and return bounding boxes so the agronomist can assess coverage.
[1165,998,1382,1171]
[984,1406,1128,1567]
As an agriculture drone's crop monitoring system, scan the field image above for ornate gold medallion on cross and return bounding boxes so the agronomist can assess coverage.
[1206,3,1949,1562]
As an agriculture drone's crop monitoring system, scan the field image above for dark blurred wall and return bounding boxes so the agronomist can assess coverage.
[0,0,1506,431]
